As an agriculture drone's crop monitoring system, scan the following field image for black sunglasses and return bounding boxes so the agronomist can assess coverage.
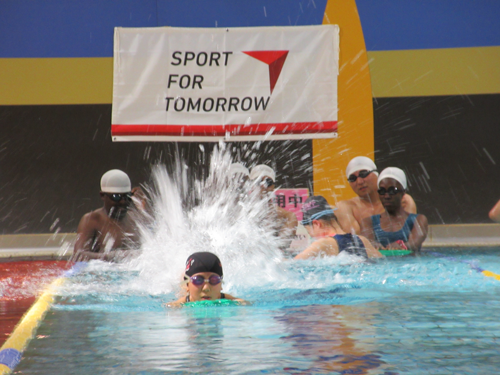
[347,169,377,183]
[261,177,275,188]
[377,186,404,196]
[106,192,133,202]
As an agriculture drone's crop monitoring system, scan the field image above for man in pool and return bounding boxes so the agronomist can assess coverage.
[294,196,382,260]
[72,169,148,262]
[168,252,244,306]
[336,156,417,234]
[250,164,298,249]
[360,167,428,252]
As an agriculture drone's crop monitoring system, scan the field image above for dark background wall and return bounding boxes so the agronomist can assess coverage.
[373,94,500,224]
[0,105,312,234]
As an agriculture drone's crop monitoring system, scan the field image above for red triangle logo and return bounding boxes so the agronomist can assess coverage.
[243,50,289,94]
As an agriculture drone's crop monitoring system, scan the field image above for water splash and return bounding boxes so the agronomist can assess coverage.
[128,144,285,296]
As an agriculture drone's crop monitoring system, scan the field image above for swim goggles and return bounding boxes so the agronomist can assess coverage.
[260,177,275,188]
[300,208,337,226]
[347,169,377,183]
[377,186,404,196]
[185,274,223,286]
[106,192,133,202]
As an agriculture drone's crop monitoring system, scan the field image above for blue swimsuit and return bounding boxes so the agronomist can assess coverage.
[332,233,368,258]
[371,214,418,247]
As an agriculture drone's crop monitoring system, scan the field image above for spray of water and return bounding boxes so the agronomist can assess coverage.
[128,144,286,296]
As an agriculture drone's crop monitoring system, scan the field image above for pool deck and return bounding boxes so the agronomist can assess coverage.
[0,224,499,260]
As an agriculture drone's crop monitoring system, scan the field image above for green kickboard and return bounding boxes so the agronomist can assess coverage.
[379,249,413,256]
[184,299,241,307]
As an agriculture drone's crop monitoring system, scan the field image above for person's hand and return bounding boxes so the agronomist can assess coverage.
[131,186,147,210]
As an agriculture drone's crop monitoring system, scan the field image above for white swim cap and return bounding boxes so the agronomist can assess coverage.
[229,163,250,177]
[346,156,378,178]
[100,169,131,193]
[378,167,407,190]
[250,164,276,181]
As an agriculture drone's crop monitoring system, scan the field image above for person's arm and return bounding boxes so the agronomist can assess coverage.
[165,296,187,308]
[402,193,417,214]
[336,200,361,234]
[405,214,429,252]
[294,238,338,260]
[276,208,298,248]
[358,235,383,258]
[223,293,249,304]
[72,213,104,261]
[489,200,500,222]
[359,216,382,249]
[72,212,131,262]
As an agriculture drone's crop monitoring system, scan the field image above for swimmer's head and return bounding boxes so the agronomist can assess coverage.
[185,252,223,277]
[250,164,276,182]
[378,167,407,190]
[100,169,131,193]
[346,156,378,178]
[300,196,338,226]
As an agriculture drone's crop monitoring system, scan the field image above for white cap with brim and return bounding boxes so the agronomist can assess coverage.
[229,163,250,177]
[378,167,407,190]
[250,164,276,181]
[346,156,378,178]
[100,169,131,193]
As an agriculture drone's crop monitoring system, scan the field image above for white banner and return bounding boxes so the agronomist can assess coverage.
[112,25,339,142]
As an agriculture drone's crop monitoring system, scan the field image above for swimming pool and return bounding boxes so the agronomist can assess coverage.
[10,248,500,374]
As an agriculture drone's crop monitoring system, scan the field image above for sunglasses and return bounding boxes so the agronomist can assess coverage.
[106,192,133,202]
[377,186,404,196]
[347,170,377,183]
[261,177,275,188]
[187,274,222,287]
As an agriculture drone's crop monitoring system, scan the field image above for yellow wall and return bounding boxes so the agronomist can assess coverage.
[313,0,374,206]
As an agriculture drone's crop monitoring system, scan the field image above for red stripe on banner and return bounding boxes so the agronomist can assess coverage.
[111,121,338,137]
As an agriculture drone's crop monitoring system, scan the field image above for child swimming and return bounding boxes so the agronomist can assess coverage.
[167,252,245,306]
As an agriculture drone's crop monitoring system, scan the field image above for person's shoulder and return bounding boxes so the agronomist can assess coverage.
[337,197,358,210]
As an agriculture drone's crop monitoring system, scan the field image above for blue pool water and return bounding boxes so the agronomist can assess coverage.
[15,248,500,374]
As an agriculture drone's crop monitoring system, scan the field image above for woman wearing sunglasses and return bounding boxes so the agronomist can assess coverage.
[168,252,245,306]
[360,168,428,253]
[294,196,383,260]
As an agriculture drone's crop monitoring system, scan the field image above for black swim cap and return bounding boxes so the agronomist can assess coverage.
[301,195,337,225]
[185,252,223,277]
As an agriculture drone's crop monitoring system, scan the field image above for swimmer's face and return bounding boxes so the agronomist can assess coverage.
[304,220,321,237]
[257,175,275,197]
[101,192,132,219]
[348,169,378,196]
[378,178,405,211]
[186,272,223,302]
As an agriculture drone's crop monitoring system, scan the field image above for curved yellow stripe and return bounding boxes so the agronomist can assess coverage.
[482,270,500,281]
[313,0,374,205]
[368,46,500,98]
[0,277,66,375]
[0,57,112,105]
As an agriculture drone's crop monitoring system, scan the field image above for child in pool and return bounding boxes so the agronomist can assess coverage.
[167,252,245,307]
[294,196,383,260]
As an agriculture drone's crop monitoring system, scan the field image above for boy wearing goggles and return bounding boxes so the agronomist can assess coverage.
[72,169,148,262]
[336,156,417,235]
[360,168,428,253]
[168,252,244,306]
